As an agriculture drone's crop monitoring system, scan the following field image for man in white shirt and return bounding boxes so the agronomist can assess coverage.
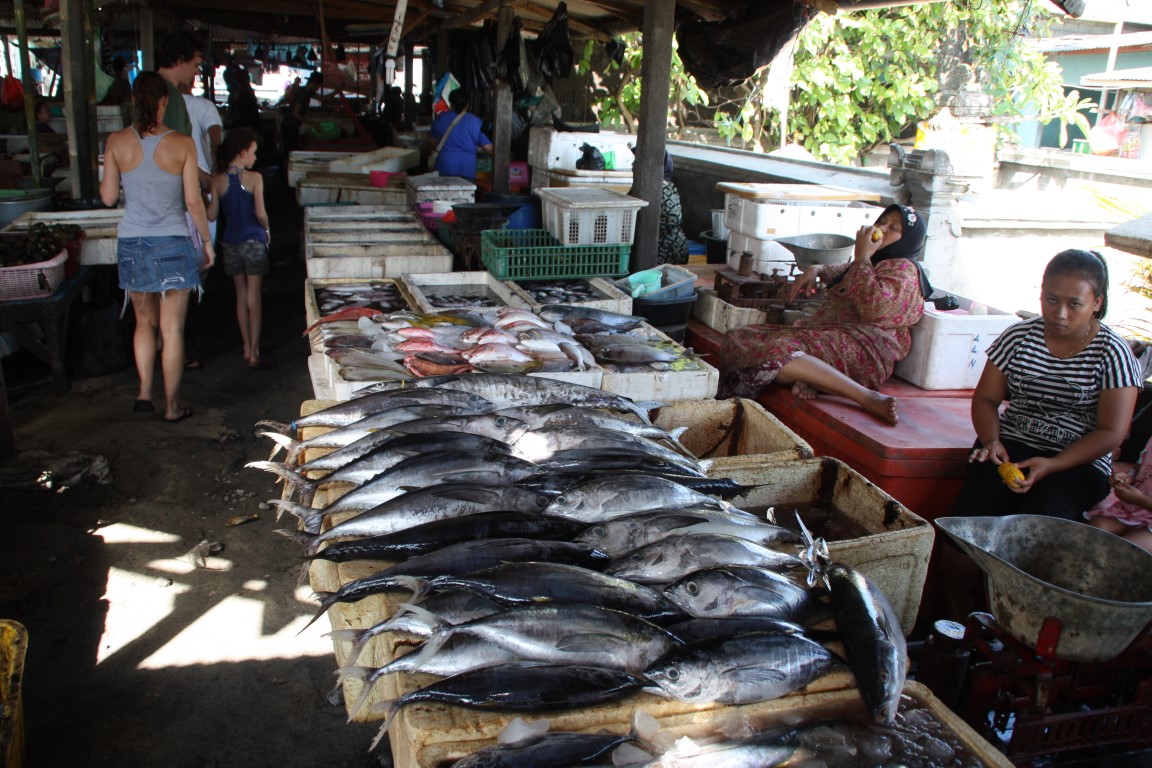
[182,83,223,242]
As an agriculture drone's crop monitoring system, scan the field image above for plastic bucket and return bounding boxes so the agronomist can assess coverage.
[627,269,662,298]
[700,230,728,265]
[369,170,393,187]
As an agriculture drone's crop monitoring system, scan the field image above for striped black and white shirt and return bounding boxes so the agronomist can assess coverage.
[987,316,1142,475]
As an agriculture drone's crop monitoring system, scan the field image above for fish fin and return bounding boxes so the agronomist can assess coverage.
[368,699,399,752]
[327,628,362,643]
[346,667,389,722]
[390,631,449,677]
[254,419,291,434]
[273,526,314,547]
[336,664,373,686]
[245,461,311,499]
[259,430,303,463]
[297,591,338,635]
[555,633,631,655]
[267,500,324,535]
[389,576,428,599]
[392,602,441,630]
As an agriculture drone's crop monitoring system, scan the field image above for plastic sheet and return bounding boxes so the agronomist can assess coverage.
[676,2,812,89]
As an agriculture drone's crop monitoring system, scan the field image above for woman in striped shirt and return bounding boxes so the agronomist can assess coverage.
[952,249,1142,521]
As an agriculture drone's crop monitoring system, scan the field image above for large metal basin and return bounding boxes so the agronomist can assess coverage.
[775,233,854,270]
[0,188,52,228]
[936,515,1152,662]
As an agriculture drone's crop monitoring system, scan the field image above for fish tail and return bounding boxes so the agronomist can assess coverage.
[296,591,336,635]
[259,430,303,463]
[268,499,324,534]
[246,461,313,500]
[665,426,693,457]
[392,601,440,631]
[632,400,665,425]
[254,419,291,434]
[392,631,448,675]
[273,526,317,553]
[368,701,399,753]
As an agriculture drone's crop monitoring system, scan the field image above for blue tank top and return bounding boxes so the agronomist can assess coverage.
[118,129,189,238]
[219,170,268,245]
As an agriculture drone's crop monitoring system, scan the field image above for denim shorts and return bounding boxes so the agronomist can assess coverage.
[222,239,270,276]
[117,236,201,294]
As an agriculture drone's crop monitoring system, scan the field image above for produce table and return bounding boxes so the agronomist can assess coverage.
[0,265,92,395]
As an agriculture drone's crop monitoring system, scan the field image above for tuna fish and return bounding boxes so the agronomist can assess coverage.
[663,566,825,623]
[448,731,634,768]
[606,533,806,585]
[575,510,802,558]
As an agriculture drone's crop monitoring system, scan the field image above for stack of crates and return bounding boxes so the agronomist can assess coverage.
[536,187,648,246]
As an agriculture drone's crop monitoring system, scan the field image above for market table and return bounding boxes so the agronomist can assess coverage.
[1105,212,1152,259]
[0,265,92,395]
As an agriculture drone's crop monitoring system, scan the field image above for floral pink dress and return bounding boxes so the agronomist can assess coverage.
[1085,438,1152,530]
[719,258,925,398]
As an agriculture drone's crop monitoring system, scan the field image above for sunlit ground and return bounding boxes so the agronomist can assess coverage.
[96,522,331,668]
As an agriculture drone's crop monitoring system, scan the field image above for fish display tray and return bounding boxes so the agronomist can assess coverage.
[399,270,531,315]
[529,167,634,194]
[404,175,477,209]
[652,397,812,463]
[407,682,1012,768]
[305,243,454,280]
[597,324,719,402]
[536,187,648,246]
[480,229,631,281]
[296,176,410,208]
[326,146,420,174]
[692,287,769,333]
[303,277,415,353]
[706,456,933,636]
[502,276,632,315]
[0,249,66,300]
[0,620,27,768]
[287,150,359,187]
[5,208,122,266]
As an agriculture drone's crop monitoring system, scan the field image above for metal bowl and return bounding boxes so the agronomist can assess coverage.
[774,233,854,271]
[936,515,1152,662]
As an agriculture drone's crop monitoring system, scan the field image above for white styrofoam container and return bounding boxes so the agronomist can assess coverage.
[894,296,1020,390]
[327,146,419,174]
[287,151,358,187]
[503,277,632,314]
[537,187,648,246]
[692,287,769,334]
[527,127,636,171]
[305,244,453,279]
[295,180,408,208]
[5,209,123,265]
[405,175,477,208]
[598,325,720,401]
[530,166,634,194]
[307,353,337,400]
[726,231,797,272]
[725,195,882,240]
[400,271,531,314]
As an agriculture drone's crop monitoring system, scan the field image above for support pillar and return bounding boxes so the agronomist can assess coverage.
[889,145,969,293]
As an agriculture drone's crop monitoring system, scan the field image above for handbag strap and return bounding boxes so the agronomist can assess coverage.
[435,111,467,153]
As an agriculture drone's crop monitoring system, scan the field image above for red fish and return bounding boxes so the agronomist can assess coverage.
[303,307,383,336]
[402,356,473,377]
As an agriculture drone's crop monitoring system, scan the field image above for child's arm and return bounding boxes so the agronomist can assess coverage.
[249,170,270,242]
[1113,482,1152,511]
[206,173,223,222]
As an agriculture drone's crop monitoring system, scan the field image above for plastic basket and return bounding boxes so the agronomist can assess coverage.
[450,203,516,234]
[0,249,67,301]
[536,187,648,246]
[480,229,630,281]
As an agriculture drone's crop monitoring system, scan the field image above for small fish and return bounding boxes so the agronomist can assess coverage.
[303,306,383,336]
[538,304,645,330]
[606,533,805,585]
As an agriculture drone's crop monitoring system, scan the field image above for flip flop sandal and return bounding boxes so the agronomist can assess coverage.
[163,407,194,424]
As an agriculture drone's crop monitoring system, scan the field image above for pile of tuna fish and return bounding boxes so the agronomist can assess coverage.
[306,303,703,381]
[252,375,911,759]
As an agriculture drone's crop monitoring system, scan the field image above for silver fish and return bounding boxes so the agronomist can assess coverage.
[663,566,822,622]
[342,634,523,699]
[827,562,907,726]
[665,616,810,645]
[272,483,551,548]
[606,533,806,585]
[542,475,723,523]
[263,388,494,432]
[643,632,839,704]
[515,429,703,477]
[575,510,800,558]
[499,404,689,452]
[449,732,634,768]
[538,304,645,330]
[633,737,806,768]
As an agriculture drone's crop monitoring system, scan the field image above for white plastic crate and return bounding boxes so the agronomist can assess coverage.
[894,296,1020,390]
[530,166,633,194]
[527,127,636,171]
[404,174,476,208]
[536,187,648,246]
[724,194,882,240]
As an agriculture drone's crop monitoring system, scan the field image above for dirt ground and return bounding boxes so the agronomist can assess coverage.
[0,170,392,766]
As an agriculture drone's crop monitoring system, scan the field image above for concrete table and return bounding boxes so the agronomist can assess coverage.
[1105,213,1152,259]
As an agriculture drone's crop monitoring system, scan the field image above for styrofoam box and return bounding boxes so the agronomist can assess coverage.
[530,166,634,194]
[305,221,432,247]
[400,271,531,314]
[503,276,632,314]
[404,681,1013,768]
[692,287,769,334]
[725,195,882,240]
[726,231,796,270]
[305,243,454,279]
[307,353,336,400]
[327,146,419,174]
[537,187,648,246]
[527,126,636,171]
[5,209,123,265]
[287,150,358,187]
[894,296,1019,390]
[296,179,409,208]
[707,455,933,636]
[653,397,813,463]
[598,324,719,401]
[405,174,477,208]
[304,277,415,352]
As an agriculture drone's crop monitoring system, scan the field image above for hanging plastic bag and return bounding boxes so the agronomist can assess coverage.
[575,143,605,171]
[531,1,573,83]
[1,75,24,108]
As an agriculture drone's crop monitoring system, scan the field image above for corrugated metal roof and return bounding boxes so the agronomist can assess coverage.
[1081,65,1152,88]
[1033,30,1152,53]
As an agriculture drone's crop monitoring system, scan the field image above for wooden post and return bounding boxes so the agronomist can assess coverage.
[405,42,415,127]
[491,6,516,195]
[60,0,98,201]
[14,0,41,188]
[630,0,676,270]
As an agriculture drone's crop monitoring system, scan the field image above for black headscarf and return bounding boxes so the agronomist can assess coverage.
[826,203,934,299]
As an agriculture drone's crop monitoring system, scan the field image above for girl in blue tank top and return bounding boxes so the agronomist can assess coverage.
[208,127,271,369]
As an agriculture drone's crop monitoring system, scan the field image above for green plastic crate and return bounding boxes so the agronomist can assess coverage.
[480,229,630,280]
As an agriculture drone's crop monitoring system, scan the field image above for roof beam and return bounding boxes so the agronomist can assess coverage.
[440,0,520,30]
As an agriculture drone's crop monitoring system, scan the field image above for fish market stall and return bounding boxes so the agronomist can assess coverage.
[296,172,410,208]
[286,150,359,188]
[3,208,122,266]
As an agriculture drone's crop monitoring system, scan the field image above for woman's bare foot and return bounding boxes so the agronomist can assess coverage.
[791,381,819,400]
[862,393,899,425]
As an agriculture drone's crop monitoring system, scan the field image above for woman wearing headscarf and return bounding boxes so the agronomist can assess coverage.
[719,204,930,425]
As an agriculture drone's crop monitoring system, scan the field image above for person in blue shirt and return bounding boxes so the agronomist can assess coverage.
[428,88,492,180]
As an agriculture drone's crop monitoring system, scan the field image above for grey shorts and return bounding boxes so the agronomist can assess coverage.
[222,240,270,276]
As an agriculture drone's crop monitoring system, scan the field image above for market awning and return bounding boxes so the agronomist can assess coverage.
[1081,66,1152,90]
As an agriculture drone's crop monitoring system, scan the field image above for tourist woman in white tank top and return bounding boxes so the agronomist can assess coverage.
[101,71,214,423]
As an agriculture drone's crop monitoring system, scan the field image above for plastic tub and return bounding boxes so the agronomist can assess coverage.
[700,229,728,264]
[632,291,697,326]
[626,269,662,297]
